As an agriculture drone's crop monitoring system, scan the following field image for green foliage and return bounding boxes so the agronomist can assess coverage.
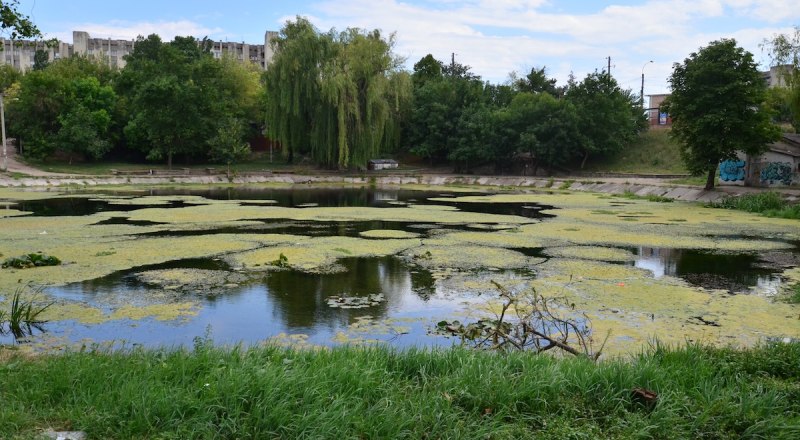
[0,64,20,93]
[618,190,673,203]
[711,191,800,218]
[565,72,644,167]
[207,117,251,172]
[713,191,786,212]
[512,66,559,95]
[505,92,583,174]
[0,286,52,339]
[762,26,800,132]
[667,39,781,189]
[264,17,410,169]
[407,56,486,166]
[785,283,800,304]
[0,343,799,438]
[7,56,118,160]
[270,253,289,267]
[2,253,61,269]
[0,0,40,39]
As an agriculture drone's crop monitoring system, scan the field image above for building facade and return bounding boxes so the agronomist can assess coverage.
[0,30,278,72]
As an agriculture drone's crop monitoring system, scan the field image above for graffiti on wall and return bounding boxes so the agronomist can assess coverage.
[719,160,746,181]
[759,162,793,186]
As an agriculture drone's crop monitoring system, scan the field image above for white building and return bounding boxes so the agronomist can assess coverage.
[0,30,278,72]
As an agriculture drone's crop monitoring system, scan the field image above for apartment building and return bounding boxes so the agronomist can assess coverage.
[0,30,278,72]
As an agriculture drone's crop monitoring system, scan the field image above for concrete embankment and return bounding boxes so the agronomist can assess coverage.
[1,171,798,203]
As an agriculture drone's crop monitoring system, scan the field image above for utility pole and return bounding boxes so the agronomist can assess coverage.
[607,56,611,76]
[1,94,6,173]
[451,52,455,69]
[641,60,653,108]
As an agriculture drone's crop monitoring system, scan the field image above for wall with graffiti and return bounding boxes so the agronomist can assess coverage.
[719,160,746,182]
[719,155,798,187]
[759,162,794,186]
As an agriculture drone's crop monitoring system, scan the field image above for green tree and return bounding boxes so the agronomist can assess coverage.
[412,54,443,87]
[0,0,40,39]
[8,57,118,160]
[406,56,485,165]
[264,17,410,169]
[120,34,260,167]
[508,92,582,175]
[667,39,780,190]
[208,117,251,176]
[762,27,800,132]
[33,49,48,70]
[513,67,558,96]
[565,72,643,168]
[0,63,20,92]
[57,77,116,161]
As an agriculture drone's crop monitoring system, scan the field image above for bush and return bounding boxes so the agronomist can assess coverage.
[712,192,800,219]
[714,191,786,212]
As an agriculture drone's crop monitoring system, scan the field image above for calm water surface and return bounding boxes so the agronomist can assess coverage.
[4,187,794,347]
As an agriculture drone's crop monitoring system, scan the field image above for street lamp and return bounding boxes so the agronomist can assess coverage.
[641,60,653,108]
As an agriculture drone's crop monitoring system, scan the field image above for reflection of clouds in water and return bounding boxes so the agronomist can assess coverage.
[633,247,677,279]
[754,276,782,296]
[635,257,666,278]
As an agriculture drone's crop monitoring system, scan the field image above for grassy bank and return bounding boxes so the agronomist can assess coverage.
[1,342,799,439]
[712,191,800,219]
[585,129,688,175]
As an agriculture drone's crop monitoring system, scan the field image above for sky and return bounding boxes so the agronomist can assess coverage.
[10,0,800,96]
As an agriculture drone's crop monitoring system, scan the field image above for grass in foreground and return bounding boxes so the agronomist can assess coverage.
[1,342,799,439]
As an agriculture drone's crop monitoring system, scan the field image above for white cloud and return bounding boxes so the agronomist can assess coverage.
[296,0,798,93]
[48,20,224,43]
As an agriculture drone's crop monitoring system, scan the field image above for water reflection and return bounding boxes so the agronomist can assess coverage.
[633,247,782,294]
[46,256,451,348]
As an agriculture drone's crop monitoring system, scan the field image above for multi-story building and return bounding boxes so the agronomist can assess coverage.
[0,29,278,72]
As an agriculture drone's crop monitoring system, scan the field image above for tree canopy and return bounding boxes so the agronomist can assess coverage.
[762,27,800,131]
[264,17,411,169]
[667,39,780,189]
[0,0,40,39]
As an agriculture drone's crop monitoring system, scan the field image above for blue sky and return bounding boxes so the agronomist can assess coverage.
[13,0,800,95]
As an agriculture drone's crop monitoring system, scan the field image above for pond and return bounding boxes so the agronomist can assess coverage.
[1,185,799,355]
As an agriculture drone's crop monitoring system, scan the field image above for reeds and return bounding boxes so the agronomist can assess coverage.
[0,286,52,339]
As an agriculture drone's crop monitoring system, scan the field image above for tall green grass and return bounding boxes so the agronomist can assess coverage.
[1,342,798,438]
[712,191,800,219]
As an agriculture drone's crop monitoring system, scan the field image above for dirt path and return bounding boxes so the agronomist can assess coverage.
[2,150,69,177]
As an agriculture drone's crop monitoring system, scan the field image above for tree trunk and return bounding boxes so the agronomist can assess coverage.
[580,151,590,169]
[167,151,173,170]
[704,163,717,191]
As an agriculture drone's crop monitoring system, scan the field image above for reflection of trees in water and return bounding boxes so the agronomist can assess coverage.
[264,257,435,329]
[635,247,778,291]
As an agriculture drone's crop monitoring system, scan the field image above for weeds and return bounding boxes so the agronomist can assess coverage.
[0,286,53,340]
[269,252,289,268]
[558,179,574,190]
[784,283,800,304]
[618,190,673,202]
[711,192,800,219]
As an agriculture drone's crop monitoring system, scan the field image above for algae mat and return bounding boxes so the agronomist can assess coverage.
[0,185,798,354]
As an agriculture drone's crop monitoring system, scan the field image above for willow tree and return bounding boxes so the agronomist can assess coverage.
[264,17,410,169]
